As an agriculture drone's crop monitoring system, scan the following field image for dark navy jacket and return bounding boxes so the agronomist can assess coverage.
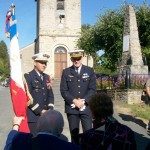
[80,119,137,150]
[4,130,81,150]
[24,69,54,122]
[60,65,96,114]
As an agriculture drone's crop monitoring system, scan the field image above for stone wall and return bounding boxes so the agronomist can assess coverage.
[97,89,142,104]
[20,43,35,74]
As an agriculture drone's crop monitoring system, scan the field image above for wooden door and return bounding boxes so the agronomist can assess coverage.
[54,47,67,78]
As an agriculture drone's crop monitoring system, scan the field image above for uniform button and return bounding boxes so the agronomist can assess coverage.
[43,93,45,95]
[44,99,46,101]
[78,86,80,88]
[42,87,44,89]
[78,92,80,93]
[78,80,80,82]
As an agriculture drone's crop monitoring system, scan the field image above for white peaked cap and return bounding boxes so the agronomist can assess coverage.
[32,53,50,62]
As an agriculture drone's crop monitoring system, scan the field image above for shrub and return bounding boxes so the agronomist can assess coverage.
[96,74,150,89]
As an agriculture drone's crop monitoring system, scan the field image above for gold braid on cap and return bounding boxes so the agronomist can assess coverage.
[70,52,83,57]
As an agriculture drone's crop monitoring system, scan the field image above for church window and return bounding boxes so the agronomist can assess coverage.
[55,46,67,53]
[57,0,64,10]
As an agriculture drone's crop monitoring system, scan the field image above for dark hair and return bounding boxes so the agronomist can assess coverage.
[89,92,113,120]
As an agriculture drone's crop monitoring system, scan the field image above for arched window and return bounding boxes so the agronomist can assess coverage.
[55,46,67,53]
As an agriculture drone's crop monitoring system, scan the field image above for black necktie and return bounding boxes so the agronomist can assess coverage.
[75,67,79,74]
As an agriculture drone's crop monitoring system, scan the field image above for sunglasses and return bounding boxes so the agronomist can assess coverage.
[36,61,47,65]
[71,57,81,61]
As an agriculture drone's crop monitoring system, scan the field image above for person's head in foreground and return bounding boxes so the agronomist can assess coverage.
[5,110,81,150]
[89,92,113,125]
[32,53,50,73]
[36,110,64,137]
[80,92,137,150]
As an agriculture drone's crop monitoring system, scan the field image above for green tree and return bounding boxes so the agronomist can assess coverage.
[77,24,101,71]
[136,2,150,70]
[77,8,124,71]
[94,9,124,71]
[0,40,10,78]
[0,40,8,59]
[77,2,150,72]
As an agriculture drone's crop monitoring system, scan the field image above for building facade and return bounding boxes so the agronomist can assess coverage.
[21,0,93,78]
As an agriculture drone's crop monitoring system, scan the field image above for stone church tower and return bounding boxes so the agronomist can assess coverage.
[21,0,93,78]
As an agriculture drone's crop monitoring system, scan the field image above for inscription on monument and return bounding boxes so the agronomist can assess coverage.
[123,35,129,52]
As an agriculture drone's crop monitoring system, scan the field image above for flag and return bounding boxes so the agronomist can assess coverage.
[5,4,30,133]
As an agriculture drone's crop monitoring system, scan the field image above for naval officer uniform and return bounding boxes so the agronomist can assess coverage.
[60,50,96,144]
[24,53,54,135]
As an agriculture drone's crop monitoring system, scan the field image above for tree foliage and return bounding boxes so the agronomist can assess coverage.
[0,40,9,78]
[77,2,150,72]
[136,2,150,70]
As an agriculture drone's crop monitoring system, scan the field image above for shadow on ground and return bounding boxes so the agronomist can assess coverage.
[134,132,150,150]
[118,113,146,128]
[118,113,150,150]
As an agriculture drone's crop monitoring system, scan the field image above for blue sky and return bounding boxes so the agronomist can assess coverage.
[0,0,149,49]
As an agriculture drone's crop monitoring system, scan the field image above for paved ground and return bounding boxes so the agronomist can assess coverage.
[113,103,150,150]
[0,80,150,149]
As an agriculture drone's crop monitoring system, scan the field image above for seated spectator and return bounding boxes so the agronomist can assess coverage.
[4,110,81,150]
[79,92,137,150]
[145,78,150,131]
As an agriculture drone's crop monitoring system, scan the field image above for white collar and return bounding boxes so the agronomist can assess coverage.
[74,64,82,72]
[35,69,42,77]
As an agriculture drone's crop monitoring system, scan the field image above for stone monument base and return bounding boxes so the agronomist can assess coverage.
[97,89,142,104]
[130,65,148,74]
[117,65,148,75]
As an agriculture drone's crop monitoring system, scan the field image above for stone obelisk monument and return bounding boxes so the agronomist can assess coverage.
[118,5,148,75]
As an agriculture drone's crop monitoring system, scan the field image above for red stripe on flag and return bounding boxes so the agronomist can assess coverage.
[10,77,30,133]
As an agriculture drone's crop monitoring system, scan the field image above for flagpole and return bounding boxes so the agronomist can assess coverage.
[11,4,15,15]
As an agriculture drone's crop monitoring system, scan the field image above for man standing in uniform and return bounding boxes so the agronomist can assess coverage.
[24,53,54,136]
[60,50,96,144]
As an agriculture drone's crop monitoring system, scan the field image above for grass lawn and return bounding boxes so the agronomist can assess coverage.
[122,102,150,120]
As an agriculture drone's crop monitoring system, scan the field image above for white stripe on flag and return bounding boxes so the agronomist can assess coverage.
[10,35,24,90]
